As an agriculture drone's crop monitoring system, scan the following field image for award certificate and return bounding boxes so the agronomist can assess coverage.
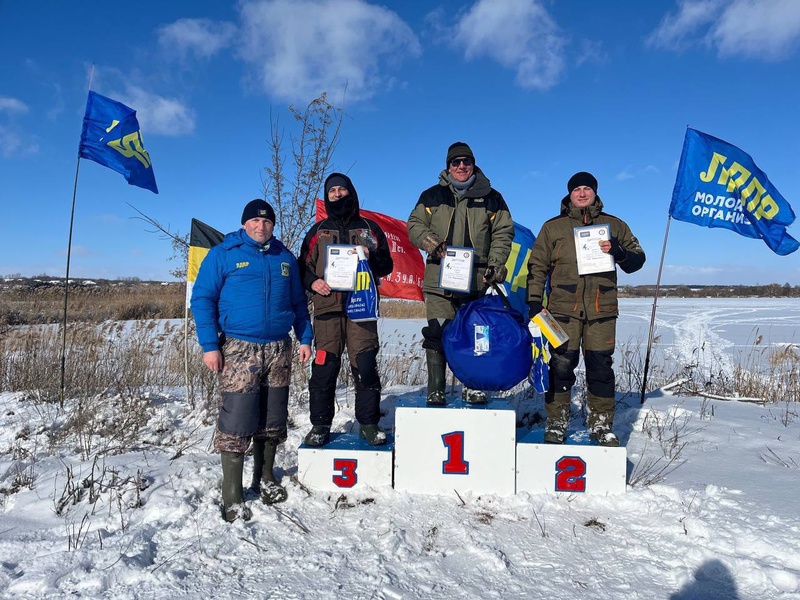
[324,245,359,291]
[438,247,475,293]
[574,225,615,275]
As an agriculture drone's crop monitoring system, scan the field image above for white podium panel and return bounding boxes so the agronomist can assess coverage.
[394,397,516,496]
[297,432,394,492]
[516,429,627,495]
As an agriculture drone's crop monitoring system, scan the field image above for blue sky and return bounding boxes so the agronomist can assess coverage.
[2,0,800,285]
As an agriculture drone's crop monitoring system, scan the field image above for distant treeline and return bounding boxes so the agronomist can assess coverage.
[620,283,800,298]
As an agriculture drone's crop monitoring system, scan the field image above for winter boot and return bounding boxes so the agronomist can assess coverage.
[587,395,619,447]
[359,424,387,446]
[303,425,331,447]
[250,440,288,504]
[544,392,571,444]
[462,387,488,404]
[221,451,251,523]
[589,426,620,447]
[425,350,447,406]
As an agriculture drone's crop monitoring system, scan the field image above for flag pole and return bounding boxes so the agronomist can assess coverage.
[640,214,673,404]
[184,296,191,407]
[59,64,95,408]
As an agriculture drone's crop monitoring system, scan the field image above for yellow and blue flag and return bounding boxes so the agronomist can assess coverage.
[669,128,797,255]
[79,91,158,194]
[500,221,536,317]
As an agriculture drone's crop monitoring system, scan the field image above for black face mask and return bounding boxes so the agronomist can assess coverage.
[328,195,355,220]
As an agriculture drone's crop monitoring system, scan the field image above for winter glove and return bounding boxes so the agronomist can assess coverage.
[528,300,543,317]
[483,265,508,284]
[608,238,627,261]
[421,233,446,258]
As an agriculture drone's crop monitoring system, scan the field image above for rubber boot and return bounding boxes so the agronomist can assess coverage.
[426,350,447,405]
[587,394,619,447]
[252,439,288,504]
[221,451,251,522]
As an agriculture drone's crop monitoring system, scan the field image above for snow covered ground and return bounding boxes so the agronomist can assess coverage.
[1,299,799,599]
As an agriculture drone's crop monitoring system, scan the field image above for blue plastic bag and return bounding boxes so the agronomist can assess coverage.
[345,247,380,322]
[442,289,532,391]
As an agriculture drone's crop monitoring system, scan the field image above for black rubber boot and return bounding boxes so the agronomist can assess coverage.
[426,350,447,405]
[252,439,288,504]
[221,451,251,522]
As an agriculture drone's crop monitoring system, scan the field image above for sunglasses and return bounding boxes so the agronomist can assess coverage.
[449,157,474,167]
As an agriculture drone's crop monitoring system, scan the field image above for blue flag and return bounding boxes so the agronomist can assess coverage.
[79,91,158,194]
[501,221,536,318]
[669,128,797,255]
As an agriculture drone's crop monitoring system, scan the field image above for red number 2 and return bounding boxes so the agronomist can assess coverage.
[442,431,469,475]
[333,458,358,488]
[555,456,586,492]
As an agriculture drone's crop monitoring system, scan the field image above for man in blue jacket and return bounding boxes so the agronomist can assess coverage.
[192,199,312,522]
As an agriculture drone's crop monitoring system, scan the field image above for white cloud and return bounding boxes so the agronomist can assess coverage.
[115,86,196,136]
[648,0,800,60]
[157,18,237,60]
[451,0,565,90]
[237,0,421,102]
[0,97,29,113]
[616,165,661,181]
[0,125,39,158]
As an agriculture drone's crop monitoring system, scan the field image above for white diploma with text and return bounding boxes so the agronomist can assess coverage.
[574,225,615,275]
[438,247,475,293]
[324,245,359,291]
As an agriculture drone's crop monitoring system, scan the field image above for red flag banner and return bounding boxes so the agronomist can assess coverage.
[316,198,424,301]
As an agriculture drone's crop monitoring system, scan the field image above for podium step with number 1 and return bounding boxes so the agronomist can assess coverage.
[393,396,517,496]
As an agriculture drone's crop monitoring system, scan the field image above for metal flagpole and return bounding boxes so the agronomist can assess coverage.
[59,64,95,408]
[640,215,673,404]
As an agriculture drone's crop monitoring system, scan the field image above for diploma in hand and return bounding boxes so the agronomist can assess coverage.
[438,246,475,292]
[574,225,615,275]
[324,245,360,290]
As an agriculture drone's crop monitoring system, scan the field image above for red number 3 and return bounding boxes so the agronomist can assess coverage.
[333,458,358,488]
[441,431,470,475]
[555,456,586,492]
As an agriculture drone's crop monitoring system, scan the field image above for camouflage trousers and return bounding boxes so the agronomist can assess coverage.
[213,337,293,453]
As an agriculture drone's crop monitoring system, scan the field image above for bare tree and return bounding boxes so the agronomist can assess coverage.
[128,203,189,280]
[264,92,345,254]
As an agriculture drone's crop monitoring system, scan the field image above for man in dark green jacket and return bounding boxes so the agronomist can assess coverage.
[527,172,645,446]
[408,142,514,405]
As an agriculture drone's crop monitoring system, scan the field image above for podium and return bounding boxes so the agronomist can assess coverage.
[515,429,627,495]
[393,396,517,496]
[297,432,394,492]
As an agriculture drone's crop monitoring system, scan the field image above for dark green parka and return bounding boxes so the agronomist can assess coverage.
[527,195,645,320]
[407,168,514,295]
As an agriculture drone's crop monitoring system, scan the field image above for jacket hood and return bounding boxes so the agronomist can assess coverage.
[438,166,492,198]
[323,172,360,222]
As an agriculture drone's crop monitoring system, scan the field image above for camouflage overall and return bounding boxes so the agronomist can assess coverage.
[213,337,293,454]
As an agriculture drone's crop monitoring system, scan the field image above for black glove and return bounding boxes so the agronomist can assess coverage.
[484,265,508,284]
[608,238,626,261]
[421,233,446,258]
[528,300,543,316]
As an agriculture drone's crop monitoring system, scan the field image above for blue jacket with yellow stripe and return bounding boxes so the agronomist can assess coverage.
[191,229,313,352]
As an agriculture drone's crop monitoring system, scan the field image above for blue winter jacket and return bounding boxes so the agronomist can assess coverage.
[191,229,313,352]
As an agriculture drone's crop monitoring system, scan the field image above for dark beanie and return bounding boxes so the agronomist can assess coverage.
[241,199,276,225]
[446,141,474,166]
[324,174,350,198]
[567,172,598,194]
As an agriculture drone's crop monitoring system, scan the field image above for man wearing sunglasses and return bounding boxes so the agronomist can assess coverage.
[407,142,515,405]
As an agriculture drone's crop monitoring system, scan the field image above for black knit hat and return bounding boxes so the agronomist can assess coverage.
[567,172,598,194]
[446,141,474,167]
[324,174,351,198]
[241,199,276,225]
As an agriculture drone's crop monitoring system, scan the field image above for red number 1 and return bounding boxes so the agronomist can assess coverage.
[333,458,358,488]
[555,456,586,492]
[442,431,469,475]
